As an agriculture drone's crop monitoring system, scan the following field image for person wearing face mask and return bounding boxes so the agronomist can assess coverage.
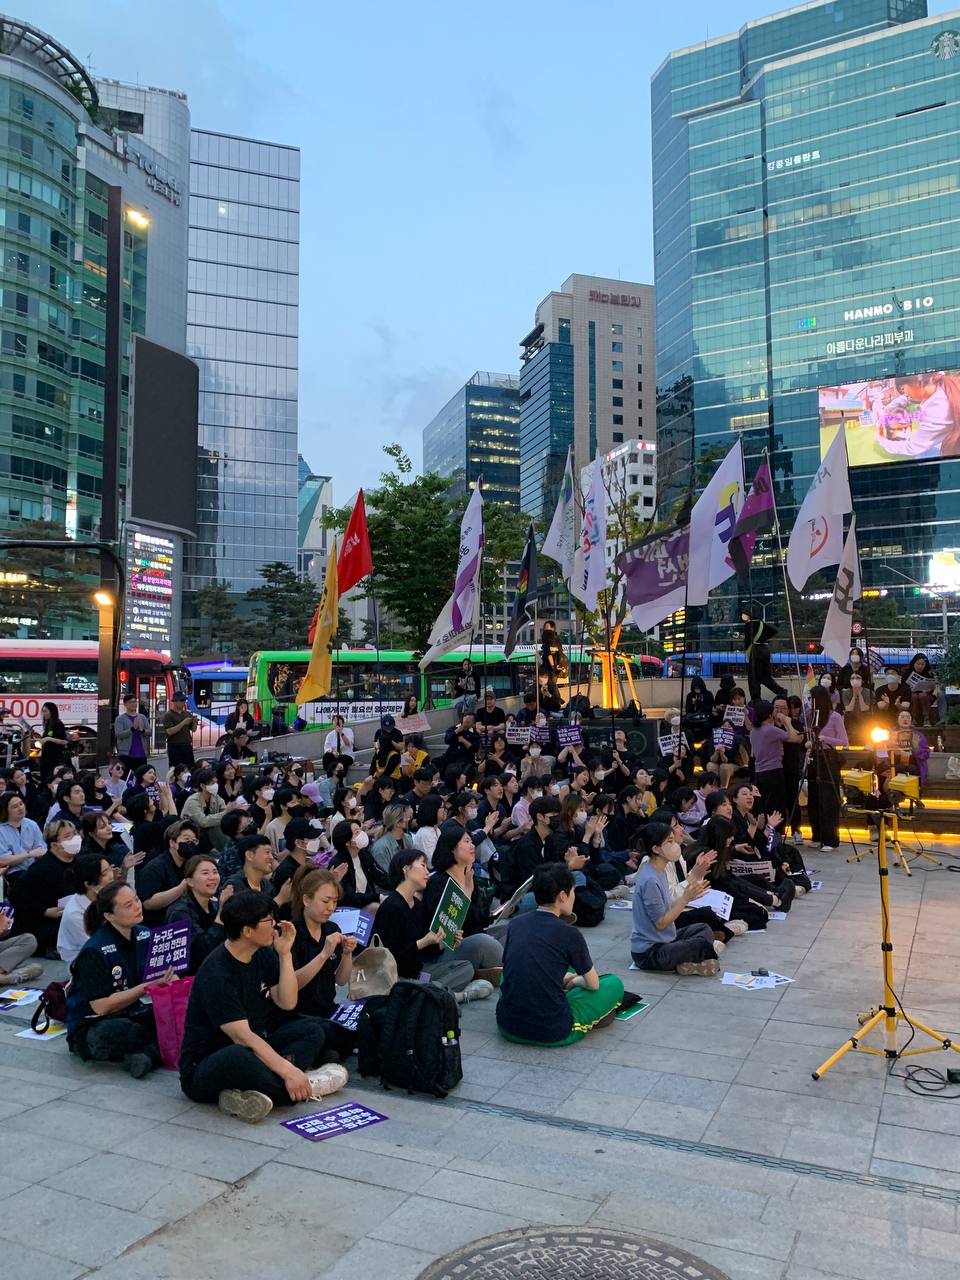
[265,787,306,857]
[269,817,328,905]
[8,817,82,955]
[243,776,277,834]
[817,672,841,709]
[370,803,414,877]
[165,853,226,973]
[410,794,448,865]
[510,774,545,832]
[180,766,237,853]
[630,821,720,975]
[135,819,201,925]
[520,737,552,780]
[836,647,873,692]
[326,785,360,840]
[328,819,385,910]
[840,670,874,745]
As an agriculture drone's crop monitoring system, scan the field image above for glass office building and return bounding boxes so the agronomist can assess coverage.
[185,130,300,594]
[423,371,521,509]
[653,0,960,642]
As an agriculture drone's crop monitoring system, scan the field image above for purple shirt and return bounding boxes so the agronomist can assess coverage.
[750,723,790,773]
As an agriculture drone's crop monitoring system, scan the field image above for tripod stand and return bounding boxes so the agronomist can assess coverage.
[813,811,960,1081]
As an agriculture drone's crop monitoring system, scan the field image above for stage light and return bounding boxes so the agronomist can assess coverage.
[870,726,890,746]
[888,772,920,802]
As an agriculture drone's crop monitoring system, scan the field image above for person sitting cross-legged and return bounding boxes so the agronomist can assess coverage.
[496,862,624,1047]
[630,821,720,976]
[178,892,348,1124]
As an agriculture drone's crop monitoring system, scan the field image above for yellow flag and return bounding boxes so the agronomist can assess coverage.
[297,539,338,705]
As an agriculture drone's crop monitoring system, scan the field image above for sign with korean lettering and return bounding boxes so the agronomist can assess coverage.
[725,705,746,728]
[329,908,374,947]
[505,726,531,745]
[329,1000,366,1031]
[142,920,191,982]
[428,876,471,950]
[555,724,583,747]
[281,1101,388,1141]
[528,725,554,745]
[657,732,688,756]
[713,726,735,751]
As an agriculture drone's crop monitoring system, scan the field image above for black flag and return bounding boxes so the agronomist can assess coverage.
[503,524,539,659]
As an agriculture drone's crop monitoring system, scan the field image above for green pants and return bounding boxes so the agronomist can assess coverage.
[499,974,625,1047]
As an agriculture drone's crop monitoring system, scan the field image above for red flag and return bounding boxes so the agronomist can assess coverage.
[337,490,373,595]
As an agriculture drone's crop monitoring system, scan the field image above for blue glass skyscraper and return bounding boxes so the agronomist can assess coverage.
[653,0,960,644]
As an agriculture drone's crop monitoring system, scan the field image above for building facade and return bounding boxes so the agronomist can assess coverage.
[185,130,300,596]
[422,371,520,509]
[0,20,192,644]
[653,0,960,643]
[519,274,654,523]
[297,453,332,583]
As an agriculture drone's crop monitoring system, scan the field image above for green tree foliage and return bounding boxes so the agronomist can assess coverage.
[0,519,96,638]
[337,605,354,645]
[241,562,319,653]
[181,581,240,660]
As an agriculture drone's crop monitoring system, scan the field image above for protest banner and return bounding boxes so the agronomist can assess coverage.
[712,726,735,751]
[397,712,431,735]
[657,732,688,756]
[330,908,374,947]
[725,705,746,728]
[528,724,554,746]
[282,1101,388,1141]
[555,724,583,748]
[329,1000,366,1031]
[505,726,531,745]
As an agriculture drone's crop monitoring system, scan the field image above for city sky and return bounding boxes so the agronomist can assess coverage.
[31,0,959,502]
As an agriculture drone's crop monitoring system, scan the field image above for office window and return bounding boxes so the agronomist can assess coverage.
[612,431,624,443]
[637,344,642,355]
[611,323,623,335]
[637,381,642,391]
[636,326,642,335]
[637,417,643,428]
[612,360,623,372]
[612,378,623,389]
[611,341,623,353]
[612,396,623,407]
[638,399,643,409]
[637,364,642,375]
[613,414,623,425]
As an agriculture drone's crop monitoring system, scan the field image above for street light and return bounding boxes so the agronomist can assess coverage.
[93,589,113,608]
[880,563,949,645]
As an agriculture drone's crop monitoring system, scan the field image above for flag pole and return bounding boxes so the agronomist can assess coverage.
[534,598,540,719]
[767,450,805,693]
[370,571,384,726]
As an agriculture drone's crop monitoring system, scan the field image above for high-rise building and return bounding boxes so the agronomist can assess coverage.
[0,21,195,646]
[422,372,520,508]
[297,453,332,583]
[580,438,658,574]
[653,0,960,642]
[519,274,654,523]
[185,130,300,595]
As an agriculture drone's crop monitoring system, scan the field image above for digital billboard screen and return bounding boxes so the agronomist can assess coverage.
[818,372,960,466]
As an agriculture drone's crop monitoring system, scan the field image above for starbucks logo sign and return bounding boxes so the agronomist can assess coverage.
[930,30,960,60]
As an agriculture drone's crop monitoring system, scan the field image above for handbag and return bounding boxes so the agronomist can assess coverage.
[149,976,194,1071]
[349,935,398,999]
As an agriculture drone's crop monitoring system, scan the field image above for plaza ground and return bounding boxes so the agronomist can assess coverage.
[2,836,960,1279]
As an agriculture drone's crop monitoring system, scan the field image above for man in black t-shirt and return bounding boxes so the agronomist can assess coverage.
[475,690,507,734]
[178,893,347,1123]
[496,864,623,1046]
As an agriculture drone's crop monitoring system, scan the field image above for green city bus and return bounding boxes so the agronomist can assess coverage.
[245,645,663,730]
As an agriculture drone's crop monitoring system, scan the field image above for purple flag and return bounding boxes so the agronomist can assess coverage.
[727,456,775,578]
[615,525,689,633]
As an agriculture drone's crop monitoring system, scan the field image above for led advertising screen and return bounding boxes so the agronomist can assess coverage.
[818,372,960,466]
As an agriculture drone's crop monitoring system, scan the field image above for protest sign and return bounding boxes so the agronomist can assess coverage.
[397,712,431,735]
[282,1101,388,1141]
[712,726,735,751]
[428,876,471,950]
[528,724,554,745]
[329,1000,366,1031]
[142,920,192,982]
[555,724,583,748]
[330,908,374,947]
[657,732,688,756]
[725,705,746,728]
[505,725,530,745]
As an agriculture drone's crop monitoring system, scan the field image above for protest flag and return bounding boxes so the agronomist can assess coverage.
[503,524,539,659]
[616,524,690,633]
[728,454,775,578]
[820,516,861,665]
[541,448,576,583]
[297,539,338,705]
[687,438,745,606]
[419,481,484,669]
[787,429,852,591]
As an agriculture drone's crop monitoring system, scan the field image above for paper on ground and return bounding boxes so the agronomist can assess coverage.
[769,911,787,920]
[0,988,42,1007]
[721,972,776,990]
[16,1023,66,1039]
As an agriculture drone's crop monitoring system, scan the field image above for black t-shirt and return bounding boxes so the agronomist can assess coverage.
[8,851,75,932]
[373,890,441,978]
[475,706,506,732]
[496,909,593,1044]
[135,850,187,924]
[179,942,280,1077]
[272,854,304,897]
[290,918,341,1017]
[65,921,153,1030]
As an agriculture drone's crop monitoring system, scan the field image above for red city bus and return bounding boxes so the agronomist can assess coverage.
[0,640,191,730]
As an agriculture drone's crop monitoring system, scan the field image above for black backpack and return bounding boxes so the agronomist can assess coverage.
[362,980,463,1098]
[574,880,607,928]
[355,994,391,1079]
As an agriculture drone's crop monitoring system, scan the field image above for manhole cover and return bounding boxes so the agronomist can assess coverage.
[416,1225,730,1280]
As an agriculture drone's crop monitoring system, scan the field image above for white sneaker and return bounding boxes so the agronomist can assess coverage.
[820,845,838,853]
[726,920,748,937]
[713,939,726,958]
[218,1089,274,1124]
[456,979,494,1004]
[307,1064,349,1099]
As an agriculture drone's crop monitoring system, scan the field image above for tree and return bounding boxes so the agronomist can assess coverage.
[0,519,96,637]
[241,562,319,653]
[337,605,354,645]
[181,581,240,660]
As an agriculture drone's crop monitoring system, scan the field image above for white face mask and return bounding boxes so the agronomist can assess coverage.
[531,790,543,799]
[346,795,357,809]
[594,769,606,781]
[574,809,588,825]
[204,782,219,795]
[535,715,547,727]
[465,806,478,821]
[529,746,541,758]
[850,654,861,666]
[550,783,561,796]
[306,838,321,854]
[850,678,862,688]
[353,830,369,851]
[61,834,82,855]
[262,787,275,802]
[820,678,831,689]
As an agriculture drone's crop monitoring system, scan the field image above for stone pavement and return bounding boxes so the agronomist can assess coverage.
[2,839,960,1280]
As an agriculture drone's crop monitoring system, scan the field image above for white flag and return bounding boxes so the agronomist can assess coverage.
[541,448,577,582]
[687,438,745,606]
[572,455,608,612]
[419,481,484,669]
[787,429,852,591]
[820,516,861,665]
